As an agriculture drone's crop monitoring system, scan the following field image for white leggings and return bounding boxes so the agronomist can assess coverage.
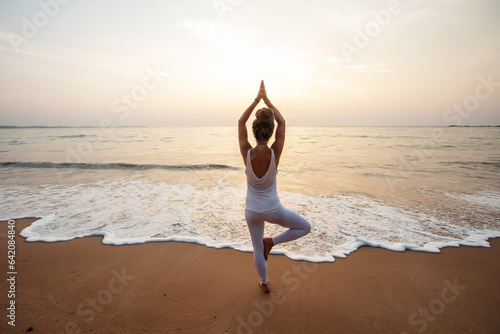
[245,206,311,284]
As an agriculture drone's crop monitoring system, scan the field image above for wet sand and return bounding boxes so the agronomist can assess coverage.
[1,218,499,333]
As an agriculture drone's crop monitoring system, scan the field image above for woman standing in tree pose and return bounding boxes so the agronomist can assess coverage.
[238,81,311,293]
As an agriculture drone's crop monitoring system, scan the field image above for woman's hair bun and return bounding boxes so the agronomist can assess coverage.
[252,107,275,141]
[255,108,274,123]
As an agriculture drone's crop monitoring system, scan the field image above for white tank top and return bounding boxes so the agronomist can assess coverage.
[245,148,282,214]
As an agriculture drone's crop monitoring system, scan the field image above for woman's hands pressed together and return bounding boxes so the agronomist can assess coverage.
[255,80,272,107]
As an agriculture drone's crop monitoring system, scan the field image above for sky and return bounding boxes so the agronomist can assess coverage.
[0,0,499,127]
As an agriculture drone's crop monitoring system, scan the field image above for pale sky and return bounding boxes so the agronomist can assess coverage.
[0,0,499,126]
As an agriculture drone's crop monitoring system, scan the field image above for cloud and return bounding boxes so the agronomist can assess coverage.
[177,17,264,48]
[0,30,69,62]
[325,57,395,73]
[0,29,164,79]
[347,63,395,73]
[0,31,26,53]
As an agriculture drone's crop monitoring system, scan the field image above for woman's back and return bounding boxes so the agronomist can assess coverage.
[245,147,281,214]
[249,146,273,178]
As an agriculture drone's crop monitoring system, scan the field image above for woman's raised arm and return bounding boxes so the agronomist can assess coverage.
[261,82,286,166]
[238,81,264,162]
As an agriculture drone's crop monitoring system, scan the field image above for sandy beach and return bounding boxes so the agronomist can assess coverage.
[1,218,499,333]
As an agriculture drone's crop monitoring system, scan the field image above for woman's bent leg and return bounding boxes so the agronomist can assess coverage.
[268,206,311,245]
[245,210,268,284]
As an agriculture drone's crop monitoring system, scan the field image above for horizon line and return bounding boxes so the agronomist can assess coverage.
[1,125,500,129]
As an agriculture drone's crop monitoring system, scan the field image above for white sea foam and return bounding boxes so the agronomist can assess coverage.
[453,191,500,209]
[2,178,499,262]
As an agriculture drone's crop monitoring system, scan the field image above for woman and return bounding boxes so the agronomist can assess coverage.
[238,81,311,293]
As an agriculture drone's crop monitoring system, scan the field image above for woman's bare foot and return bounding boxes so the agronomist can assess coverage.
[263,237,274,261]
[259,281,271,293]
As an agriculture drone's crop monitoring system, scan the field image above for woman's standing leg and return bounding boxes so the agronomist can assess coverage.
[245,210,268,284]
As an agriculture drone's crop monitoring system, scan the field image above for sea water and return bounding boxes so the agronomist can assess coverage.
[1,126,499,262]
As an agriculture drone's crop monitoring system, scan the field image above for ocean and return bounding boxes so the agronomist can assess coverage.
[1,126,499,262]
